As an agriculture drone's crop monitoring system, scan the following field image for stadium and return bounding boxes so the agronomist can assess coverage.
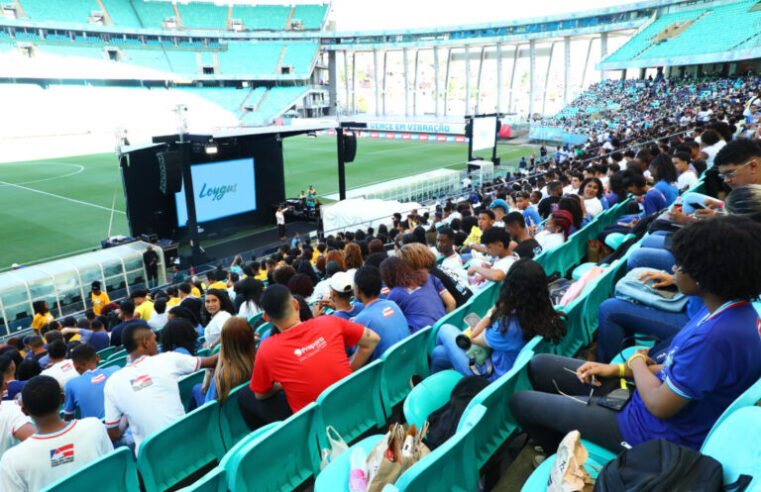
[1,0,760,490]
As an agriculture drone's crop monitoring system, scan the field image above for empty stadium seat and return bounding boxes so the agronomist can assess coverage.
[701,406,761,489]
[218,383,252,451]
[137,401,226,492]
[316,359,386,447]
[291,4,328,29]
[313,434,382,492]
[176,467,226,492]
[40,447,140,492]
[221,403,322,491]
[176,2,227,30]
[18,0,100,23]
[403,369,463,429]
[379,325,431,416]
[100,354,128,369]
[232,4,290,30]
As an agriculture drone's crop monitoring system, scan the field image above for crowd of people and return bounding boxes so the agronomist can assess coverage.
[2,72,761,490]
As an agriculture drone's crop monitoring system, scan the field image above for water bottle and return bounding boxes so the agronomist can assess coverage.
[349,447,367,492]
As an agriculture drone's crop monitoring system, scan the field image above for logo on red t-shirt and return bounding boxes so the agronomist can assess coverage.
[50,444,74,467]
[293,337,327,361]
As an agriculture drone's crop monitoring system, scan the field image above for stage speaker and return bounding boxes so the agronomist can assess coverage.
[343,132,357,163]
[156,150,182,194]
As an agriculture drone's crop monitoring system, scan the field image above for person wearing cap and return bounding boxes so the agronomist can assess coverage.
[489,199,509,227]
[90,281,110,316]
[130,289,155,322]
[315,271,363,320]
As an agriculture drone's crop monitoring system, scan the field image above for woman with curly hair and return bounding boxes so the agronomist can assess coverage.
[343,242,363,276]
[511,216,761,453]
[431,259,564,381]
[579,177,605,218]
[380,256,454,333]
[160,318,198,356]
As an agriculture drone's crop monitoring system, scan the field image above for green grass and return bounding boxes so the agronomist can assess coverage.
[0,136,534,268]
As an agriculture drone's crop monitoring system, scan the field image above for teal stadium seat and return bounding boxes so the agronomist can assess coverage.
[232,5,290,30]
[176,467,226,492]
[701,406,761,488]
[100,354,128,369]
[100,0,142,28]
[379,326,431,415]
[218,383,252,450]
[390,404,488,492]
[176,2,228,30]
[316,359,386,447]
[403,369,463,429]
[137,401,226,492]
[130,0,176,29]
[40,447,140,492]
[18,0,99,23]
[281,43,319,76]
[291,4,328,29]
[221,403,322,492]
[217,42,282,75]
[313,435,382,492]
[96,346,117,360]
[178,369,205,412]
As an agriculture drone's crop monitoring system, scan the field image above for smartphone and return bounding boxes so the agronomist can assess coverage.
[690,202,706,210]
[463,313,481,330]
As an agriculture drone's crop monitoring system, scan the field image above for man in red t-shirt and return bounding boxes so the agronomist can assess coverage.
[239,285,380,429]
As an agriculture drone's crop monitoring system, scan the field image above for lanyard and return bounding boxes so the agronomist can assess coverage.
[697,300,748,326]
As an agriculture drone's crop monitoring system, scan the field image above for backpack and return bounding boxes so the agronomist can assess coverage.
[594,439,751,492]
[424,376,490,450]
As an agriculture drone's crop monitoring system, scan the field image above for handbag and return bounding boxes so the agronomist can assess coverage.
[319,425,349,470]
[614,267,688,313]
[547,430,596,492]
[366,423,430,492]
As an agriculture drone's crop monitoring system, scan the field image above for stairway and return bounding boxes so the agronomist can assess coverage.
[95,0,114,25]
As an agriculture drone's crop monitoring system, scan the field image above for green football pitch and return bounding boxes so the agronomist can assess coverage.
[0,136,534,268]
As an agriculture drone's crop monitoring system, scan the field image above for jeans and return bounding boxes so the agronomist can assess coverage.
[510,354,626,453]
[640,230,669,249]
[431,324,471,376]
[596,297,688,363]
[237,385,292,430]
[626,247,675,272]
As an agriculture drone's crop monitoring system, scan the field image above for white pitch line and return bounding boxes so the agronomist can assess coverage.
[0,179,126,214]
[0,163,86,187]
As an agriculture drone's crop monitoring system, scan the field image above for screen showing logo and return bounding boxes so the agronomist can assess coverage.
[50,444,74,467]
[175,158,256,226]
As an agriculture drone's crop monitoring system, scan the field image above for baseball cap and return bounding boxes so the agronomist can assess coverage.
[329,271,354,294]
[490,199,509,212]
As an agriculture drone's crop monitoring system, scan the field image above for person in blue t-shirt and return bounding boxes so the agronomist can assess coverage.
[381,257,455,333]
[61,318,110,352]
[432,259,565,381]
[63,344,119,420]
[515,191,542,228]
[352,266,409,361]
[649,153,679,206]
[316,272,363,321]
[510,217,761,453]
[624,171,667,217]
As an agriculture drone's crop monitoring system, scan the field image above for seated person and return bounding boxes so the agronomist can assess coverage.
[0,357,35,456]
[353,266,409,361]
[194,317,255,407]
[466,227,518,284]
[160,319,198,356]
[431,259,565,380]
[104,323,218,451]
[238,285,379,430]
[130,289,155,322]
[510,217,761,453]
[110,300,150,348]
[504,212,542,259]
[398,243,471,308]
[381,257,453,333]
[61,318,110,352]
[147,299,169,332]
[0,375,113,491]
[63,344,120,420]
[313,272,363,320]
[40,341,77,388]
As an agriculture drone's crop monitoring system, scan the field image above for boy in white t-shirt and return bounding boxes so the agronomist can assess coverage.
[0,399,35,457]
[467,227,517,285]
[0,375,113,491]
[40,340,78,388]
[103,323,218,451]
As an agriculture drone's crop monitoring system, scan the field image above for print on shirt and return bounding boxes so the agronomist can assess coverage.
[50,443,75,467]
[130,375,154,392]
[383,307,395,318]
[91,374,106,384]
[293,337,327,361]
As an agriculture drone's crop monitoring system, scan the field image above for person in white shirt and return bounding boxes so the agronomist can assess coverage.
[147,298,169,332]
[237,277,264,320]
[103,323,218,452]
[40,341,78,388]
[0,399,34,457]
[673,152,699,192]
[437,228,464,272]
[0,375,112,491]
[466,228,517,284]
[201,289,235,349]
[276,206,286,241]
